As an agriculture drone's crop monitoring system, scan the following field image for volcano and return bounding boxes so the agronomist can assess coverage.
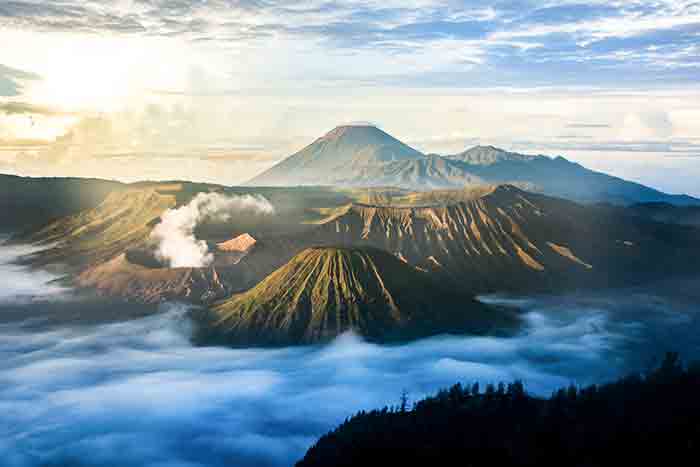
[247,125,698,204]
[202,246,513,345]
[246,124,425,187]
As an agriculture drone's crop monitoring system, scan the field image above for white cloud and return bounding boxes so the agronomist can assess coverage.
[1,243,699,466]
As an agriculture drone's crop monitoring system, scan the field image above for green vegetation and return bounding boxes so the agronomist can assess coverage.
[202,246,517,346]
[23,188,177,269]
[298,353,700,467]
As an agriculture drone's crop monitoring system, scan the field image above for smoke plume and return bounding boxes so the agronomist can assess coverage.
[150,192,274,268]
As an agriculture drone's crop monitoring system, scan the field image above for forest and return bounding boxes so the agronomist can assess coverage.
[297,353,700,467]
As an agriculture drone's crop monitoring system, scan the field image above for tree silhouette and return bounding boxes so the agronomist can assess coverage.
[297,353,700,467]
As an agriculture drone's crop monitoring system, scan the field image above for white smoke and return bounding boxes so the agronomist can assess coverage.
[150,192,275,268]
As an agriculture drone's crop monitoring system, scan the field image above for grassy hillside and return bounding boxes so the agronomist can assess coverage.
[202,246,516,346]
[22,188,177,269]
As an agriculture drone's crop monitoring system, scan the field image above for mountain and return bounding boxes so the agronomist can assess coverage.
[200,246,515,346]
[338,155,484,189]
[626,202,700,227]
[247,124,425,186]
[76,252,228,303]
[304,185,700,293]
[20,187,178,269]
[0,174,123,232]
[247,124,698,205]
[448,145,541,165]
[21,181,700,306]
[446,146,698,206]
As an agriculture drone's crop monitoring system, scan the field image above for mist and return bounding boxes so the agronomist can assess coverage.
[1,244,699,467]
[0,241,70,302]
[150,193,275,268]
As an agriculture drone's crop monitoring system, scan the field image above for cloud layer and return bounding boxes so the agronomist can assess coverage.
[0,64,40,97]
[2,1,699,84]
[1,244,699,467]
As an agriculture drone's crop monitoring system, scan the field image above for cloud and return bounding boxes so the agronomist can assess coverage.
[2,1,699,86]
[619,110,674,140]
[565,123,611,129]
[150,192,275,268]
[1,238,700,466]
[0,101,71,116]
[0,240,69,302]
[0,64,40,97]
[509,138,700,154]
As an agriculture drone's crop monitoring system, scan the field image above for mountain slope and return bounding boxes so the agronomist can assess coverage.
[247,125,424,186]
[449,145,541,165]
[447,146,697,206]
[305,185,700,292]
[76,253,228,303]
[202,247,513,345]
[626,202,700,227]
[250,125,698,204]
[0,174,123,232]
[338,155,484,189]
[21,188,177,269]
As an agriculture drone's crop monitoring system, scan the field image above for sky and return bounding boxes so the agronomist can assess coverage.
[0,0,699,194]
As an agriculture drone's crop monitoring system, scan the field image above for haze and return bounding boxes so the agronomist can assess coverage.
[1,1,700,195]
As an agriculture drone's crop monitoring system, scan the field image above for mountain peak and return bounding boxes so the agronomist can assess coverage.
[247,124,424,187]
[205,246,499,345]
[319,123,386,141]
[449,146,538,165]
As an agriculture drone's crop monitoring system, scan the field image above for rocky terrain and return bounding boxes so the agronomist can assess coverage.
[11,180,700,309]
[306,185,700,293]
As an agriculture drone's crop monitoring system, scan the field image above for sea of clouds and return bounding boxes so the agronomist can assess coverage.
[1,242,699,467]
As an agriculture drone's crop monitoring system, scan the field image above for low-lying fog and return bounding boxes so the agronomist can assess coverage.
[1,243,699,467]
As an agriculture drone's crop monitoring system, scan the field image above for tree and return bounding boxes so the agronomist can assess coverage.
[400,390,409,413]
[497,382,506,396]
[472,382,480,395]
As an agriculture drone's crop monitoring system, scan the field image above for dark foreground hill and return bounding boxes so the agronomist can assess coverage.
[199,246,517,345]
[297,353,700,467]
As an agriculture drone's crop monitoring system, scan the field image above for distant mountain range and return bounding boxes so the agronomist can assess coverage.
[248,124,698,206]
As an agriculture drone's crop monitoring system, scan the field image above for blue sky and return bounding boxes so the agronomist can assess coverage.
[0,1,699,193]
